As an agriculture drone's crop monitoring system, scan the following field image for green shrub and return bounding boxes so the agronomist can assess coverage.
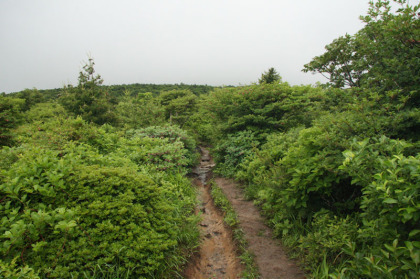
[195,83,325,142]
[23,102,67,122]
[14,116,121,154]
[116,91,165,129]
[127,125,199,168]
[0,257,40,279]
[297,210,358,269]
[0,143,198,278]
[0,96,25,146]
[159,89,198,127]
[238,131,419,277]
[333,137,420,278]
[59,58,117,126]
[213,130,260,177]
[230,94,419,276]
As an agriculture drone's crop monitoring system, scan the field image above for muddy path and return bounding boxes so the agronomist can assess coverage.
[183,147,244,279]
[184,147,305,278]
[215,177,305,279]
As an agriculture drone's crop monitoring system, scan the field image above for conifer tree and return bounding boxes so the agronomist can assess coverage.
[259,67,281,84]
[60,58,117,125]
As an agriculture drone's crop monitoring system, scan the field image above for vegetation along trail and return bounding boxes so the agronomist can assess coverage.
[185,147,305,278]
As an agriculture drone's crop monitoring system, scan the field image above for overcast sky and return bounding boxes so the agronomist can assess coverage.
[1,0,375,93]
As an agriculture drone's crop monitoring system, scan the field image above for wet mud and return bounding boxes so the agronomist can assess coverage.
[184,147,305,279]
[183,147,243,279]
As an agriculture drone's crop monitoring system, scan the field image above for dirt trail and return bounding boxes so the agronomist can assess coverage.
[183,148,244,279]
[215,177,306,279]
[184,147,305,278]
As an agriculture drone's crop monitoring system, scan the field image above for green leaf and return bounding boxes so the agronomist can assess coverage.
[383,198,398,204]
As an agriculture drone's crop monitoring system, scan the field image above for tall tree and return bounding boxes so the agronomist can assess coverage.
[303,0,419,103]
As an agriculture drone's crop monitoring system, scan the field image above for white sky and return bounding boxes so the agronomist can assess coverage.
[1,0,374,93]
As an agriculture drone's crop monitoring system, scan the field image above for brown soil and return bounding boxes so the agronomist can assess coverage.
[215,177,306,279]
[184,147,306,279]
[183,148,244,279]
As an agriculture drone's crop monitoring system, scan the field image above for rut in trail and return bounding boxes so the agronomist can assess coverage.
[183,147,244,279]
[184,147,305,279]
[215,177,306,279]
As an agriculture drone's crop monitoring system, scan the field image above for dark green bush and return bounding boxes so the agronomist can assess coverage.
[235,132,419,277]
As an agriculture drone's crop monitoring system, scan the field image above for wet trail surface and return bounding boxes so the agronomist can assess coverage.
[184,147,305,279]
[183,147,244,279]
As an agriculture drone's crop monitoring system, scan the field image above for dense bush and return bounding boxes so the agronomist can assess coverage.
[116,91,165,129]
[0,144,198,277]
[213,130,260,177]
[193,82,328,176]
[1,116,199,277]
[229,109,419,277]
[337,137,419,278]
[14,116,120,154]
[23,102,67,123]
[0,96,25,146]
[196,82,324,141]
[159,89,198,127]
[127,125,199,168]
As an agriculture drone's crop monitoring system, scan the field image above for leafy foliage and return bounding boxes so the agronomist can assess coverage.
[159,89,198,127]
[1,111,199,277]
[116,91,165,129]
[127,125,199,168]
[12,88,44,111]
[23,102,67,123]
[195,82,325,144]
[0,96,25,146]
[213,130,260,177]
[303,0,420,105]
[0,257,40,278]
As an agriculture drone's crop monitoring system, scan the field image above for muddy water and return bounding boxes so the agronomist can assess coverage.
[183,147,244,279]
